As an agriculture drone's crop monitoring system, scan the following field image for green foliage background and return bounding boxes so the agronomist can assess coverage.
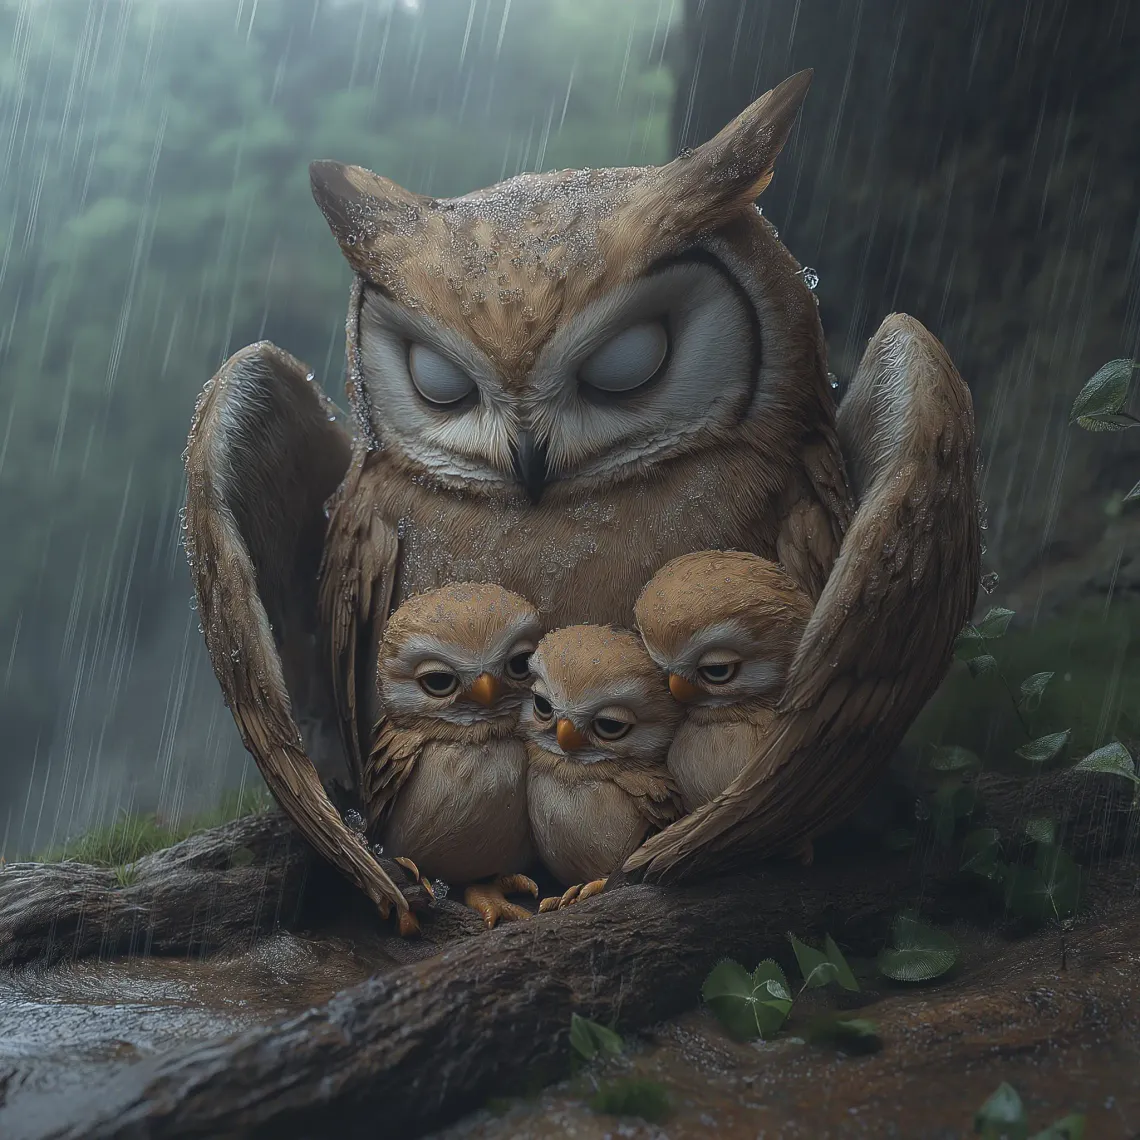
[0,0,676,840]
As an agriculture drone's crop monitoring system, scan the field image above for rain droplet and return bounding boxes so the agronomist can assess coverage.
[343,808,365,833]
[677,146,694,159]
[828,372,840,390]
[980,571,1000,594]
[432,879,450,900]
[801,267,820,291]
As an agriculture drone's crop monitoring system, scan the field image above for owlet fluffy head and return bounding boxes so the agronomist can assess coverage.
[309,71,831,503]
[378,582,541,727]
[634,550,812,709]
[524,624,681,765]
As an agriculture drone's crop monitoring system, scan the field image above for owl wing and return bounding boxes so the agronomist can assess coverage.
[318,460,400,790]
[621,313,981,884]
[362,717,422,831]
[610,766,686,834]
[184,341,409,919]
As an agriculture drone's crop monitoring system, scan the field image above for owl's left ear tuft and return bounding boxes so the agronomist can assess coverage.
[309,160,431,265]
[663,69,813,232]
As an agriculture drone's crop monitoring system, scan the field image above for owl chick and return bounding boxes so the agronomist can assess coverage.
[635,550,814,822]
[522,625,684,910]
[367,582,543,929]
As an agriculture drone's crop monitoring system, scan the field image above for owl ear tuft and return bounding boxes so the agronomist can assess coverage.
[663,69,812,232]
[309,160,431,263]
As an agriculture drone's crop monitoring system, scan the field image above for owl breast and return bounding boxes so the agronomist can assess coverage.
[380,737,533,884]
[364,442,803,630]
[668,715,774,813]
[527,763,648,886]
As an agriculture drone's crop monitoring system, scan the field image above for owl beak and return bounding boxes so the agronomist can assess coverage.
[467,673,502,707]
[556,718,587,752]
[511,430,548,505]
[668,674,703,704]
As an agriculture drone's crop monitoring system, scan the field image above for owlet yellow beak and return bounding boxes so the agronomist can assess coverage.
[467,672,501,707]
[668,674,702,704]
[556,718,587,752]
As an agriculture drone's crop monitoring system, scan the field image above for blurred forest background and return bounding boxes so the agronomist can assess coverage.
[0,0,1136,856]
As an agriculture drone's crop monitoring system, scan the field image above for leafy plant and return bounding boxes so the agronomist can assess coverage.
[1070,358,1139,434]
[974,1081,1085,1140]
[569,1014,623,1061]
[589,1078,671,1123]
[1072,741,1138,804]
[702,933,860,1043]
[877,912,959,982]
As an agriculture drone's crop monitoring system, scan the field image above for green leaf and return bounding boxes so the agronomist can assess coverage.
[569,1013,623,1060]
[1004,848,1082,923]
[974,1081,1027,1139]
[877,912,959,983]
[1029,1114,1085,1140]
[975,607,1015,639]
[968,654,998,677]
[788,932,840,990]
[702,960,791,1041]
[931,783,979,845]
[1018,672,1054,705]
[960,828,1004,881]
[1023,818,1057,846]
[806,1014,882,1054]
[931,745,981,772]
[590,1078,671,1123]
[1015,729,1071,764]
[1124,478,1140,505]
[823,934,860,992]
[1070,358,1135,422]
[954,626,985,659]
[1074,412,1140,431]
[1073,741,1137,781]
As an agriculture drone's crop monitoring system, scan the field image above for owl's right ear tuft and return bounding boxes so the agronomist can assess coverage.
[309,160,431,255]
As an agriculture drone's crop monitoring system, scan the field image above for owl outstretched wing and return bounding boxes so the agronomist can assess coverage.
[184,341,410,919]
[611,766,686,834]
[621,313,981,883]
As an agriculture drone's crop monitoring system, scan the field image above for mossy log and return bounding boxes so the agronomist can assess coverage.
[3,767,1136,1140]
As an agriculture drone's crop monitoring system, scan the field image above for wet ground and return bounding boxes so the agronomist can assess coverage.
[1,889,1139,1138]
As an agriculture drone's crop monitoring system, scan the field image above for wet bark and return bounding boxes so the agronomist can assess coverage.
[5,768,1137,1140]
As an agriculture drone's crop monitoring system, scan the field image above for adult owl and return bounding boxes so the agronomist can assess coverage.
[184,70,980,918]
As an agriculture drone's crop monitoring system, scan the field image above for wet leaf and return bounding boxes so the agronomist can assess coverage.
[968,654,998,677]
[877,912,958,983]
[806,1014,882,1054]
[1018,672,1054,704]
[974,1081,1027,1139]
[1124,478,1140,505]
[932,783,978,845]
[788,933,840,990]
[954,626,985,659]
[1015,730,1070,764]
[975,607,1015,639]
[1023,818,1056,846]
[1074,412,1139,431]
[824,934,860,992]
[1030,1114,1085,1140]
[931,745,981,772]
[1072,741,1136,781]
[702,959,791,1041]
[960,828,1004,880]
[569,1013,623,1060]
[590,1078,671,1123]
[1070,358,1134,422]
[1003,848,1082,923]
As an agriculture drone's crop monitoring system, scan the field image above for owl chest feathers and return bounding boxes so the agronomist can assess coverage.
[668,710,777,813]
[378,733,533,884]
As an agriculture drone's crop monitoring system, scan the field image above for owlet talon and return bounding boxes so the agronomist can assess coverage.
[497,873,539,898]
[577,878,608,901]
[538,896,562,913]
[464,880,536,929]
[559,884,582,907]
[398,910,422,937]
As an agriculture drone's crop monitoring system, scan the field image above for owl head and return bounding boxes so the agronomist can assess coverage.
[378,583,541,728]
[634,550,812,709]
[310,71,829,503]
[524,624,681,765]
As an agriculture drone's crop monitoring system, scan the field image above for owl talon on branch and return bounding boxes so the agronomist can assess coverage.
[464,876,539,929]
[394,855,436,901]
[540,878,608,912]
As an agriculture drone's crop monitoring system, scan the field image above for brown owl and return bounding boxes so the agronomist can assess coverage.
[365,582,541,929]
[184,68,980,915]
[634,551,813,816]
[521,625,683,909]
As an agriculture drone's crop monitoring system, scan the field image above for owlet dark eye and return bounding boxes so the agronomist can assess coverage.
[532,693,553,721]
[592,716,632,741]
[697,661,739,685]
[505,651,532,681]
[408,343,476,406]
[418,671,459,697]
[579,321,668,395]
